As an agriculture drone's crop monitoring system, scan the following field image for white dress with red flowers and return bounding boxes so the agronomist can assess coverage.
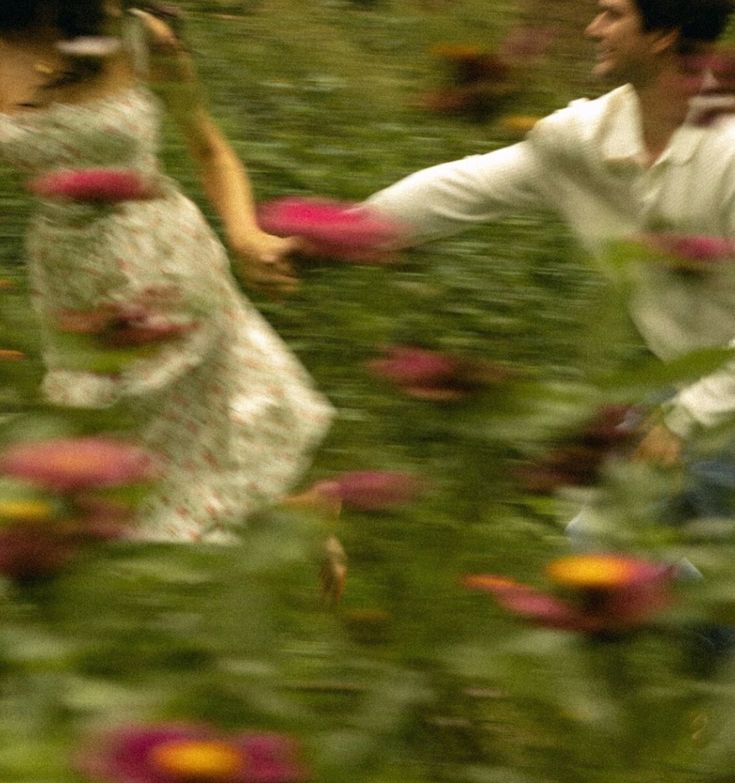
[0,86,333,542]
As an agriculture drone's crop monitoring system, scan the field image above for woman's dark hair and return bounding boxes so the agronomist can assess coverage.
[0,1,109,37]
[635,0,733,44]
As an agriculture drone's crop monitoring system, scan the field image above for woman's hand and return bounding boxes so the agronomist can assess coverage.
[231,231,301,298]
[632,421,684,467]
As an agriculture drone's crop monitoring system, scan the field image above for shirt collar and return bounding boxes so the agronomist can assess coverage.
[599,83,707,167]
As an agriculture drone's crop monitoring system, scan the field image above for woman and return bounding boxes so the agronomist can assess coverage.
[0,1,334,543]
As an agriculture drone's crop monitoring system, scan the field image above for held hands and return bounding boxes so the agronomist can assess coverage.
[231,231,301,298]
[631,420,683,467]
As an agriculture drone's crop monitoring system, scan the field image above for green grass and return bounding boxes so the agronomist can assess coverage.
[2,4,735,783]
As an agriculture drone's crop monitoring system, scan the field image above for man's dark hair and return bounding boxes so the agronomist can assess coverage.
[0,1,108,36]
[635,0,733,44]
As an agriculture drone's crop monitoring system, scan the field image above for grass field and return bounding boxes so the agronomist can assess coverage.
[3,3,735,782]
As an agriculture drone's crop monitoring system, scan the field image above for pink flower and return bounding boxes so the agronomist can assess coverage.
[644,233,735,270]
[464,554,676,634]
[0,437,157,494]
[258,198,409,263]
[367,345,513,401]
[27,169,160,203]
[516,404,638,494]
[77,723,308,783]
[310,470,425,512]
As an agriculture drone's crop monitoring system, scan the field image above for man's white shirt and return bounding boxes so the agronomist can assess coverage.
[367,84,735,437]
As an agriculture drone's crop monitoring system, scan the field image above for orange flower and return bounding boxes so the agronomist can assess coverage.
[0,437,157,493]
[465,553,676,634]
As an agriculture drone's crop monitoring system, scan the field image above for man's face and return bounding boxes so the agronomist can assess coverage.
[585,0,672,82]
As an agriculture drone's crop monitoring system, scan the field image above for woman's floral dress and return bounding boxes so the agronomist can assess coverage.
[0,86,334,542]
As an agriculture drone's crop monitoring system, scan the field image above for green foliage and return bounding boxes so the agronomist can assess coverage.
[0,2,735,783]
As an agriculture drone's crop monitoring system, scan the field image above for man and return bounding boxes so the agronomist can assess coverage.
[366,0,735,491]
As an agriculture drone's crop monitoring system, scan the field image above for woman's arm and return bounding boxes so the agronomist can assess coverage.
[131,9,299,297]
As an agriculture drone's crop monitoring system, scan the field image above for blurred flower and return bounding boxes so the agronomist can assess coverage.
[0,349,25,361]
[258,197,409,263]
[0,497,57,523]
[464,553,675,634]
[423,30,554,120]
[680,48,735,125]
[0,522,79,583]
[27,169,160,203]
[309,470,425,512]
[55,302,196,348]
[367,344,513,401]
[56,36,122,58]
[429,44,510,86]
[643,233,735,272]
[497,114,540,136]
[516,404,638,494]
[0,437,157,494]
[77,723,308,783]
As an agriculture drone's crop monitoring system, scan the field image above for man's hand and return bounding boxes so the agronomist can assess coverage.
[632,421,683,467]
[231,232,300,298]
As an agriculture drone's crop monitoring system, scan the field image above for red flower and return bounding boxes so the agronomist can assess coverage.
[429,45,510,86]
[27,169,160,203]
[516,404,638,494]
[0,522,80,584]
[309,470,425,512]
[258,197,409,263]
[644,233,735,271]
[77,723,308,783]
[367,345,513,401]
[464,554,676,634]
[0,437,157,493]
[680,49,735,124]
[55,303,196,348]
[0,349,25,361]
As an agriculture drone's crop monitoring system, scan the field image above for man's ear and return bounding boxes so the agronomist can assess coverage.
[651,27,680,54]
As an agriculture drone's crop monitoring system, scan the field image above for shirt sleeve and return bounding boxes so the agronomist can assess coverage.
[663,348,735,437]
[663,152,735,438]
[365,142,550,243]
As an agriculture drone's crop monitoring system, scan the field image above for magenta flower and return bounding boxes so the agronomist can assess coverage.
[643,233,735,271]
[258,197,409,263]
[680,49,735,123]
[27,169,160,203]
[55,302,196,348]
[77,723,308,783]
[309,470,425,512]
[367,345,513,401]
[516,404,638,494]
[0,437,157,494]
[464,554,676,634]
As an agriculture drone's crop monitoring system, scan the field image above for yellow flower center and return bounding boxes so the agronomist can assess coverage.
[0,499,55,522]
[546,555,637,589]
[150,739,245,781]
